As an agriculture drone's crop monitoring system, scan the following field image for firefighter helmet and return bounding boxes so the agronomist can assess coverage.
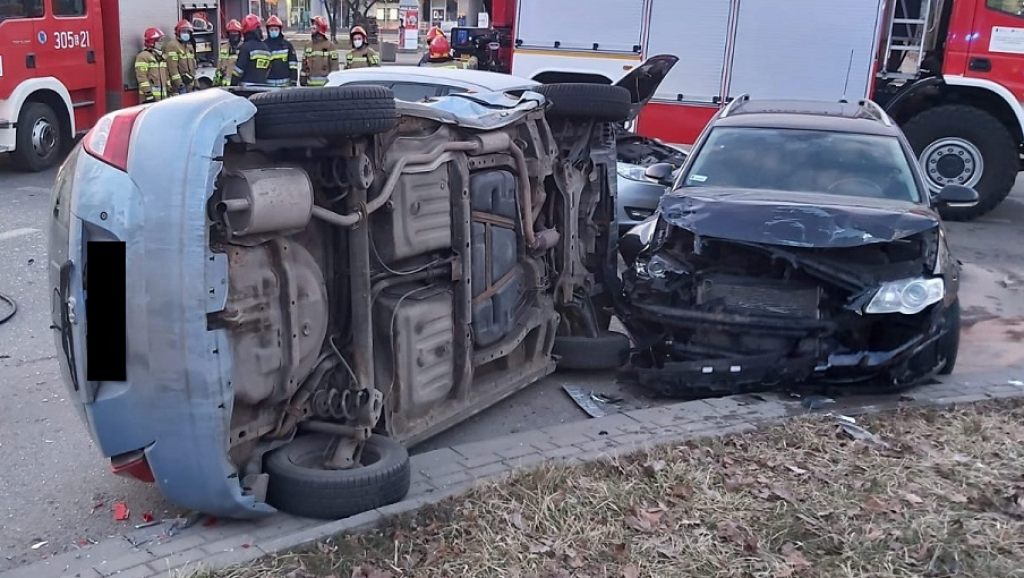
[191,13,212,32]
[428,35,451,59]
[241,13,263,35]
[311,15,329,36]
[266,15,284,29]
[174,19,193,35]
[226,19,243,33]
[426,25,445,42]
[143,27,165,49]
[350,25,367,40]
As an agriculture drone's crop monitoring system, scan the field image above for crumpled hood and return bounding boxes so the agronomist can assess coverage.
[658,187,940,248]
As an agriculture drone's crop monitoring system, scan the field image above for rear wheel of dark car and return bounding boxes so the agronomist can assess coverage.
[901,105,1017,222]
[533,84,633,123]
[250,85,399,139]
[553,331,631,371]
[936,298,960,375]
[12,102,64,172]
[265,433,410,519]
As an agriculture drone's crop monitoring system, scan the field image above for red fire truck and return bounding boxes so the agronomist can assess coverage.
[0,0,221,172]
[489,0,1024,221]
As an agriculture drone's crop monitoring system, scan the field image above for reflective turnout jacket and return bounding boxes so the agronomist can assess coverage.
[232,36,271,86]
[164,38,197,93]
[420,56,477,69]
[215,41,240,87]
[303,37,339,86]
[134,49,170,101]
[266,36,299,86]
[345,46,380,69]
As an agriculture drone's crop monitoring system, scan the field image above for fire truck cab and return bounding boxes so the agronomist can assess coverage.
[500,0,1024,221]
[0,0,220,172]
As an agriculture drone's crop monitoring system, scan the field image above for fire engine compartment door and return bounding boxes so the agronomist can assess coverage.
[645,0,732,104]
[515,0,645,53]
[725,0,884,101]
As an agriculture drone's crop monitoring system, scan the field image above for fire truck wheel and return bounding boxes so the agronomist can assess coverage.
[902,105,1017,222]
[533,84,633,123]
[12,102,63,172]
[250,85,398,139]
[265,433,410,520]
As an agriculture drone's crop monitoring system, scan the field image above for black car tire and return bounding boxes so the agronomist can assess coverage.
[12,102,63,172]
[901,105,1017,222]
[533,84,633,123]
[265,433,410,520]
[553,331,631,371]
[250,85,398,139]
[937,298,961,376]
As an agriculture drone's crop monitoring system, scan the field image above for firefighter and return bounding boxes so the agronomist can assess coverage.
[418,26,445,65]
[265,15,299,86]
[302,15,339,86]
[231,14,271,87]
[214,19,244,87]
[135,28,170,102]
[344,26,380,69]
[165,19,198,95]
[419,35,477,69]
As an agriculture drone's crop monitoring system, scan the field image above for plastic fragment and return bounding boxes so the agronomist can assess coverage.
[142,512,155,523]
[113,502,130,521]
[30,541,48,550]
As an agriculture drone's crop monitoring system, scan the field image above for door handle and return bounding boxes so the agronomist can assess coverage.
[969,57,992,72]
[26,53,36,69]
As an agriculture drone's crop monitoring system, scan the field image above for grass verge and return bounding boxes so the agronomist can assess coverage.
[211,399,1024,577]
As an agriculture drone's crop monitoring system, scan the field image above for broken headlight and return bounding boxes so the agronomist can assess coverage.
[864,277,944,315]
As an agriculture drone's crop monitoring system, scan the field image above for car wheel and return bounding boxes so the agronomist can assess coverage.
[250,85,399,139]
[265,433,410,520]
[902,105,1017,222]
[533,84,633,123]
[12,102,63,172]
[937,298,960,376]
[553,331,631,371]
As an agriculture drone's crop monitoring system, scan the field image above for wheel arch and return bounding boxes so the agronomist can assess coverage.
[3,78,76,140]
[887,75,1024,144]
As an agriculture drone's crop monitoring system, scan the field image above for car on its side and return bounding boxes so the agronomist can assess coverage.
[619,97,974,397]
[48,81,639,521]
[325,59,687,234]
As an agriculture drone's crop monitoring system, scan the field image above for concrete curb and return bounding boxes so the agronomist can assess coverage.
[4,368,1023,578]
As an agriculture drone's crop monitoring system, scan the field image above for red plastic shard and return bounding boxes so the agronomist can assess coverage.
[142,512,154,523]
[113,502,130,521]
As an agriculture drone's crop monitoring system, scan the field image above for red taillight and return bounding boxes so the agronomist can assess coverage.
[82,107,145,172]
[110,449,155,483]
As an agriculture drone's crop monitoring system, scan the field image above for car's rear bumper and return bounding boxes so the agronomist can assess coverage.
[47,92,272,518]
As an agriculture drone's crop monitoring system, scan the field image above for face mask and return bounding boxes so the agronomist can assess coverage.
[353,38,364,48]
[180,33,191,42]
[229,33,240,45]
[269,29,280,39]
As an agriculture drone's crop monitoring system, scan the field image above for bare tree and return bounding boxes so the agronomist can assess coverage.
[322,0,343,41]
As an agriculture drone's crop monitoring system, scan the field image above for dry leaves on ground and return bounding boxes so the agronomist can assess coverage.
[212,399,1024,578]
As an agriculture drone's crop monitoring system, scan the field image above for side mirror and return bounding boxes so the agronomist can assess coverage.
[935,184,979,208]
[644,162,675,185]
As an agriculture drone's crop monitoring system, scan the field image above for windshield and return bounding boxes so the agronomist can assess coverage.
[680,127,922,203]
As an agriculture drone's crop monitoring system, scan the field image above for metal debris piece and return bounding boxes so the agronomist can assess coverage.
[826,413,857,425]
[591,392,624,404]
[838,422,891,450]
[1009,380,1024,387]
[30,541,48,550]
[563,385,606,418]
[134,520,160,530]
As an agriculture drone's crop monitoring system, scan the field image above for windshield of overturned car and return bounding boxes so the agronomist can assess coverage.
[680,127,922,203]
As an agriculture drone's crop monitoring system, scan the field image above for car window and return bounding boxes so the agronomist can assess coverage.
[681,127,922,203]
[388,82,443,102]
[0,0,44,22]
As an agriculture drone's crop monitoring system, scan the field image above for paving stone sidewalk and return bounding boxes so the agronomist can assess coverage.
[5,368,1024,578]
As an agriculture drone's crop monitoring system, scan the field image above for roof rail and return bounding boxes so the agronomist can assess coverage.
[856,98,893,127]
[719,94,750,118]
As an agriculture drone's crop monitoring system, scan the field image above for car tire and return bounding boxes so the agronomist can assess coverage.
[12,102,63,172]
[533,84,633,123]
[264,433,410,520]
[901,105,1017,222]
[937,298,960,376]
[553,331,631,371]
[250,85,399,139]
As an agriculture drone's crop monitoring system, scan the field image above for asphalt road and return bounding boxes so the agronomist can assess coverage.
[2,154,1024,570]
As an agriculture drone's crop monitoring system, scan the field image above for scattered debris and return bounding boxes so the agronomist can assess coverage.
[802,396,835,410]
[562,385,606,418]
[125,516,191,548]
[142,512,155,523]
[837,422,891,450]
[1009,380,1024,387]
[591,392,624,404]
[90,501,105,514]
[826,413,857,425]
[134,520,160,530]
[113,502,130,521]
[30,541,48,550]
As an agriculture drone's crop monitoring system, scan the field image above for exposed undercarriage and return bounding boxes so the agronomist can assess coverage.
[620,216,956,397]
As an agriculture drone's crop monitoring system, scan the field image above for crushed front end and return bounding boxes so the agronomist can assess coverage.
[619,192,959,397]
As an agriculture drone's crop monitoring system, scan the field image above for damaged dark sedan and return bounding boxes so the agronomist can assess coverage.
[619,97,977,397]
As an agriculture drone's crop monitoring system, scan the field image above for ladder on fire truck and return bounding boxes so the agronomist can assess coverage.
[880,0,936,79]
